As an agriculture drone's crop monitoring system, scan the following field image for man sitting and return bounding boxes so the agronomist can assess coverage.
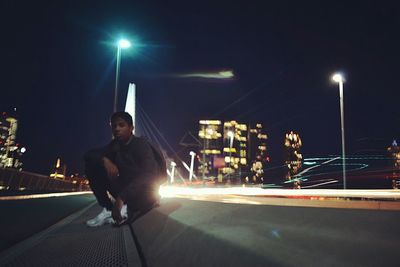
[84,112,161,226]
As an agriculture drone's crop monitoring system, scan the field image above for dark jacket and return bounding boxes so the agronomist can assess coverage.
[85,136,159,204]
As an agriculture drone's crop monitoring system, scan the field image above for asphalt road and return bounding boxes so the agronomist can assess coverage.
[0,193,96,252]
[131,197,400,267]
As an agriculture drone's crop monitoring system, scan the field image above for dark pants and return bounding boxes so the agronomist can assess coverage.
[84,148,160,213]
[84,148,122,211]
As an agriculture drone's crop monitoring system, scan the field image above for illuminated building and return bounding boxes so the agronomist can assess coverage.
[0,112,25,170]
[388,140,400,168]
[222,121,248,183]
[284,131,303,180]
[387,140,400,187]
[247,123,268,184]
[67,173,90,189]
[50,158,66,179]
[197,120,269,184]
[198,120,223,180]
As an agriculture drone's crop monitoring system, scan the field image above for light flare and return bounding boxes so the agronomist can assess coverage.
[0,191,92,201]
[158,185,400,200]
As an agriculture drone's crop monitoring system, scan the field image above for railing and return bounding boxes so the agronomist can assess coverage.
[0,168,89,192]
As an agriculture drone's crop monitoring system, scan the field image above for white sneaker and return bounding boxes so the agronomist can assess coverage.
[86,208,114,227]
[121,204,128,219]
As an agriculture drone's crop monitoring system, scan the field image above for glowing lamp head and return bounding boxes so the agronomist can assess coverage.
[118,39,131,48]
[332,73,344,83]
[189,151,196,156]
[227,131,234,138]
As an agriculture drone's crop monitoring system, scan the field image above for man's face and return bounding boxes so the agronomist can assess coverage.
[111,117,134,143]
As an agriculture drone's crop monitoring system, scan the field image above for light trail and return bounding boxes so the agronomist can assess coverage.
[0,191,93,201]
[159,185,400,200]
[294,157,339,177]
[301,180,339,188]
[304,156,390,161]
[289,162,369,182]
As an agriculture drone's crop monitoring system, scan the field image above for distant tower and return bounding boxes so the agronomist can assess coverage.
[50,158,66,179]
[247,123,268,184]
[388,140,400,167]
[0,112,24,170]
[125,83,136,134]
[387,140,400,186]
[284,131,303,180]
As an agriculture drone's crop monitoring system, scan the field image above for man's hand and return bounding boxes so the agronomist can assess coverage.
[103,157,119,180]
[112,197,124,224]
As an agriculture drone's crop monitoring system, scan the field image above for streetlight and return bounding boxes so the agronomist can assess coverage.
[227,130,234,182]
[332,72,346,189]
[113,39,131,112]
[170,161,176,184]
[189,151,196,183]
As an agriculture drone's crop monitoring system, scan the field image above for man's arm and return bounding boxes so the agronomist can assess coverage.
[84,142,120,180]
[103,157,119,180]
[118,138,158,202]
[84,141,117,165]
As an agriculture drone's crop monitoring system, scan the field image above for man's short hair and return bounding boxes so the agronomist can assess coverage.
[111,111,133,126]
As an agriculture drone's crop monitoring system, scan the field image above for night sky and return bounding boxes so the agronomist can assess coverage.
[1,1,399,175]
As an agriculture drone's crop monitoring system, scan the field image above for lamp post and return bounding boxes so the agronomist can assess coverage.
[113,39,131,112]
[332,73,346,189]
[189,151,196,183]
[170,161,176,184]
[227,130,234,182]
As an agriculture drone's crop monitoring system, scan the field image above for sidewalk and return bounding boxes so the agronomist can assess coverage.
[0,203,140,266]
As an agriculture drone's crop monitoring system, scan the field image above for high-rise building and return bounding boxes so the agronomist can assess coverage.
[198,120,223,180]
[0,112,24,170]
[247,123,268,183]
[284,131,303,180]
[387,140,400,185]
[222,121,248,183]
[387,140,400,189]
[198,120,268,184]
[388,140,400,168]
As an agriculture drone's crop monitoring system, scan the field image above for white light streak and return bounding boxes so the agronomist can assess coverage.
[159,185,400,200]
[0,191,92,201]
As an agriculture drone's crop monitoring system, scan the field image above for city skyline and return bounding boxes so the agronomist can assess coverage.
[1,1,399,174]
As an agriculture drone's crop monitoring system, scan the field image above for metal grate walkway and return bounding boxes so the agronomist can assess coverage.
[0,204,136,267]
